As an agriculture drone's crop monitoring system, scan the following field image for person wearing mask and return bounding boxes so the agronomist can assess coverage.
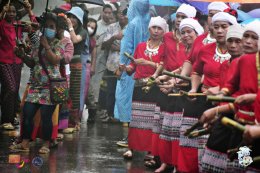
[63,6,87,131]
[88,4,113,119]
[10,13,69,154]
[85,18,97,123]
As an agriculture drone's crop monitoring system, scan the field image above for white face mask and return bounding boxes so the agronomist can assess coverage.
[88,27,94,35]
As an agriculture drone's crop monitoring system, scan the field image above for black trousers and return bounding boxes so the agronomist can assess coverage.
[22,102,56,141]
[0,63,22,124]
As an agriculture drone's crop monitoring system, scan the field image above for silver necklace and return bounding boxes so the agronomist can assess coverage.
[203,33,216,45]
[213,47,231,64]
[144,41,161,59]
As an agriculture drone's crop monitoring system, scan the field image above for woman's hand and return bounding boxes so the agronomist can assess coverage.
[14,46,25,58]
[134,58,149,65]
[235,94,257,105]
[203,86,220,95]
[155,75,170,85]
[24,0,32,11]
[199,108,216,124]
[158,78,175,94]
[113,32,123,40]
[40,36,49,49]
[63,15,73,29]
[243,125,260,144]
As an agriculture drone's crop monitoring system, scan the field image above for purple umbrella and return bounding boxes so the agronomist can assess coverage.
[248,9,260,18]
[177,0,210,14]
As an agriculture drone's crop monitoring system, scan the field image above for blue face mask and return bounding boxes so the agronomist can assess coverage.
[44,28,56,39]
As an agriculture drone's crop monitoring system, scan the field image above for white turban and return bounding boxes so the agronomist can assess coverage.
[226,24,245,41]
[179,18,204,36]
[148,16,168,33]
[212,12,237,25]
[176,4,197,18]
[244,21,260,50]
[208,2,229,12]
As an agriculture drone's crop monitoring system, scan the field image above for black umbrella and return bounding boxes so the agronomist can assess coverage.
[71,0,104,6]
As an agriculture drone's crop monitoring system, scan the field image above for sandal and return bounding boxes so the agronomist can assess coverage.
[2,123,15,130]
[144,153,154,161]
[62,128,75,134]
[74,123,81,131]
[57,133,64,141]
[9,143,29,152]
[144,159,160,169]
[123,150,133,160]
[39,146,50,154]
[49,140,58,148]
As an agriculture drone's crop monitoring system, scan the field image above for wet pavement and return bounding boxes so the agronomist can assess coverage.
[0,120,156,173]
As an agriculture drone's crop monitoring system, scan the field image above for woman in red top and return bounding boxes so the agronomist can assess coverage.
[198,24,245,173]
[121,16,167,161]
[219,21,260,171]
[180,1,229,77]
[0,2,33,130]
[150,4,197,172]
[191,12,237,95]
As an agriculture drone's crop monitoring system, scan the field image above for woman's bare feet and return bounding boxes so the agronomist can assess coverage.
[123,150,133,159]
[155,163,167,173]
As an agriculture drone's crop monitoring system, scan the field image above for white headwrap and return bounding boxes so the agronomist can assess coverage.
[179,18,204,36]
[176,4,197,18]
[212,12,237,25]
[148,16,168,33]
[226,24,245,40]
[244,21,260,50]
[208,2,229,12]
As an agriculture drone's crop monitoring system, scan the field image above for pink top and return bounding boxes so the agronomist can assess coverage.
[0,19,22,64]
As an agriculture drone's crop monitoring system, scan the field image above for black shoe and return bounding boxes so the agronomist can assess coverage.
[116,137,128,147]
[87,109,96,123]
[13,117,19,126]
[87,118,95,123]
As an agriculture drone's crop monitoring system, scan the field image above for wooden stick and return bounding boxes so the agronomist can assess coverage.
[168,93,182,97]
[207,95,236,103]
[162,70,191,81]
[253,156,260,163]
[124,52,135,62]
[188,128,211,138]
[179,90,206,97]
[184,122,203,136]
[221,117,245,131]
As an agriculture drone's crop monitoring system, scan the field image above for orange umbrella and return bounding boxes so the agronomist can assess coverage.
[190,0,260,3]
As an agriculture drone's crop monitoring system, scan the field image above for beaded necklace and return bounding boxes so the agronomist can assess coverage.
[202,33,216,45]
[144,40,161,61]
[213,46,231,64]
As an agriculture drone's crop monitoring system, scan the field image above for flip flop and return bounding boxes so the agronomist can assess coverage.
[62,128,75,134]
[57,133,64,141]
[9,143,29,152]
[144,160,160,169]
[39,146,50,154]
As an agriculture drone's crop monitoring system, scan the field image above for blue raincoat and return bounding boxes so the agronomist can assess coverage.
[114,0,150,122]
